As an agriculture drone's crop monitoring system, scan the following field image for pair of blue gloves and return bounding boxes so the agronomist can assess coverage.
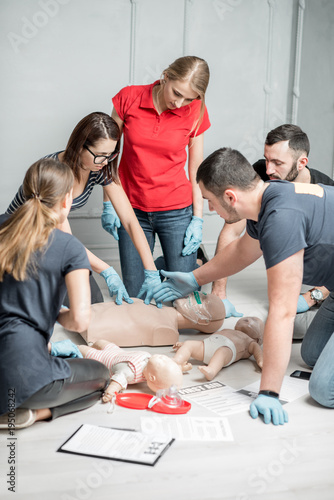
[101,201,204,305]
[143,269,245,319]
[100,267,162,307]
[101,201,204,255]
[100,202,161,305]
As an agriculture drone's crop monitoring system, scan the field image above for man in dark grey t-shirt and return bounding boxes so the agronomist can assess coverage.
[212,124,334,319]
[147,147,334,426]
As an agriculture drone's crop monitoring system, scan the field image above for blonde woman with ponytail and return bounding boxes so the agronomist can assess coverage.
[0,159,109,429]
[111,56,211,298]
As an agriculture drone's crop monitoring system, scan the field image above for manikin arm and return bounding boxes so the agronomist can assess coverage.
[102,381,122,403]
[248,342,263,369]
[102,362,135,403]
[173,340,205,371]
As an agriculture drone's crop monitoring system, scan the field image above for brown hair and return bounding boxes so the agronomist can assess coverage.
[265,124,310,159]
[161,56,210,136]
[0,158,74,281]
[62,112,121,183]
[197,147,260,196]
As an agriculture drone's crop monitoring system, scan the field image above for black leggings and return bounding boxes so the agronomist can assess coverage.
[20,359,109,420]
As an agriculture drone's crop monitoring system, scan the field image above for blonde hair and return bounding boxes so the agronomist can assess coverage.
[161,56,210,136]
[0,158,74,281]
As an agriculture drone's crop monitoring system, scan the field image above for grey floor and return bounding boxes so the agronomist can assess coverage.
[1,257,333,500]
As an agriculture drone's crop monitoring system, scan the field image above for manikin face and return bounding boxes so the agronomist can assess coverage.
[162,76,199,110]
[144,355,183,393]
[264,141,301,181]
[80,138,118,173]
[199,181,242,225]
[174,291,224,324]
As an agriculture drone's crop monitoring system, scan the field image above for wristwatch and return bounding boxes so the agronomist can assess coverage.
[309,288,324,303]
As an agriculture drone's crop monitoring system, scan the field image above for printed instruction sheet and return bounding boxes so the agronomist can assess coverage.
[58,424,174,466]
[179,377,309,417]
[178,381,252,417]
[140,415,234,442]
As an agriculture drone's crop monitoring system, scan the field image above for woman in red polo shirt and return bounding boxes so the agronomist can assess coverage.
[105,56,211,297]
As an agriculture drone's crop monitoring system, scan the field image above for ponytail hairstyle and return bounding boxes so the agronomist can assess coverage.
[161,56,210,136]
[0,158,74,282]
[62,112,121,184]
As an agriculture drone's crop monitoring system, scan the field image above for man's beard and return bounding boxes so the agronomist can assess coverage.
[269,160,298,181]
[220,199,242,224]
[285,160,299,181]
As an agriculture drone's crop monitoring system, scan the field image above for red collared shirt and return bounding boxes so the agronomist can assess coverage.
[112,81,211,212]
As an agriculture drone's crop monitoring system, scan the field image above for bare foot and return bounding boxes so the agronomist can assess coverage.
[173,342,184,351]
[182,362,193,372]
[198,365,216,381]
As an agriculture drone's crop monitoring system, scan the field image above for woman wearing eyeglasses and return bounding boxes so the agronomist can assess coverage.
[6,112,160,305]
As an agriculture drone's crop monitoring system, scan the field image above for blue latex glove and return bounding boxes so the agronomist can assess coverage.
[101,201,121,241]
[145,270,199,304]
[50,339,83,358]
[223,299,243,318]
[137,270,163,308]
[182,216,203,256]
[297,294,310,313]
[250,395,289,425]
[100,266,133,305]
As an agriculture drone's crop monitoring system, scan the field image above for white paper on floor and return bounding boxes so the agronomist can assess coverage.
[178,381,251,417]
[140,415,234,442]
[238,375,309,403]
[177,377,309,418]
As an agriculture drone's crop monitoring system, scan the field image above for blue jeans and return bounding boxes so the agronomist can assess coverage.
[118,206,197,297]
[301,292,334,408]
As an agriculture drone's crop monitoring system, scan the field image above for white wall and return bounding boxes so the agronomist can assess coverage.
[1,0,333,262]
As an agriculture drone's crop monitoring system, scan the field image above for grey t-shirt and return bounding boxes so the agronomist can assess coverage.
[0,216,91,414]
[247,180,334,291]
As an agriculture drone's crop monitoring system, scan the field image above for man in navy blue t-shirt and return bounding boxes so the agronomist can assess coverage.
[212,124,334,318]
[147,147,334,426]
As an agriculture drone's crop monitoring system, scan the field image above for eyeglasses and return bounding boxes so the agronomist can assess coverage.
[84,145,119,164]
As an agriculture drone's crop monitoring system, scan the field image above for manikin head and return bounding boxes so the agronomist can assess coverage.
[235,316,264,345]
[264,124,310,181]
[143,354,183,393]
[174,292,225,333]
